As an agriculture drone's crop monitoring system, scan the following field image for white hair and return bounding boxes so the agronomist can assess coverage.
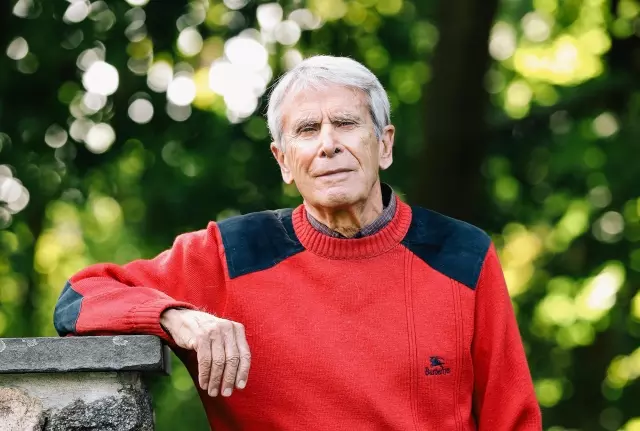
[266,55,391,150]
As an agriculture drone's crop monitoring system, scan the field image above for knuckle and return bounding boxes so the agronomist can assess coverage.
[199,358,212,369]
[226,356,240,367]
[206,322,221,332]
[199,353,212,363]
[197,330,212,340]
[241,353,252,363]
[205,328,221,341]
[224,373,237,384]
[198,335,212,346]
[211,356,226,368]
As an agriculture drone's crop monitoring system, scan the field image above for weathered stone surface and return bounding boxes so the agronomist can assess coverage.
[45,389,154,431]
[0,387,45,430]
[0,373,156,430]
[0,372,142,410]
[0,336,170,374]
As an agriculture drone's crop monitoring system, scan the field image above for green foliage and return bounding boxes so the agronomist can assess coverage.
[1,0,640,430]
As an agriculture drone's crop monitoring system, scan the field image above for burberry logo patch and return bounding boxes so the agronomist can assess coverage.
[425,356,451,376]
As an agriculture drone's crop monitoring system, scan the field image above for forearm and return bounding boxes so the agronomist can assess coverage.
[54,276,196,341]
[54,224,224,339]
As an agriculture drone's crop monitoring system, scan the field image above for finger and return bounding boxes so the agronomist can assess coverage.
[220,325,240,397]
[196,336,212,391]
[233,323,251,390]
[207,333,225,397]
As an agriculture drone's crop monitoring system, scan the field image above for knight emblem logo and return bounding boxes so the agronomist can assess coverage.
[430,356,445,369]
[425,356,451,376]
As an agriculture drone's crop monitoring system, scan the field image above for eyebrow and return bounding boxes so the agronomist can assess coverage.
[290,111,364,133]
[291,115,321,132]
[328,112,362,122]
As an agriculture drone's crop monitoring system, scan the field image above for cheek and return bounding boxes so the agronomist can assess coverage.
[286,144,314,175]
[359,133,380,165]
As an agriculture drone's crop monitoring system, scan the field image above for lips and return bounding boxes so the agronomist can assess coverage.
[316,169,352,177]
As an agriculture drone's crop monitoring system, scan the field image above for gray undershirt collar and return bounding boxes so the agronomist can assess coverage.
[306,183,396,239]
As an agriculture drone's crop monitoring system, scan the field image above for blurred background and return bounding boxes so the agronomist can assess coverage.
[1,0,639,429]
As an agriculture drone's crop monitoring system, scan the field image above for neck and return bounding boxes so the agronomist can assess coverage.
[304,181,384,238]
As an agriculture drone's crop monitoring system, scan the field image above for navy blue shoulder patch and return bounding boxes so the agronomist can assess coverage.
[401,206,491,290]
[217,208,305,279]
[54,281,83,336]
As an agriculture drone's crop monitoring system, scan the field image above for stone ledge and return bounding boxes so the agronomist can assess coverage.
[0,335,170,374]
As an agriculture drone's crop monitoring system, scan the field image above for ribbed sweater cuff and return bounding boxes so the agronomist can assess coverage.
[128,299,197,342]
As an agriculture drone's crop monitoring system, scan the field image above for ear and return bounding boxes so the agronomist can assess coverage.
[378,125,395,170]
[270,142,294,184]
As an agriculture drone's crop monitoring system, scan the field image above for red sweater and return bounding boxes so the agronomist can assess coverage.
[54,198,542,430]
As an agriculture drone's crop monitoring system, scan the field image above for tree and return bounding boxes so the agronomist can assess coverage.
[416,0,499,224]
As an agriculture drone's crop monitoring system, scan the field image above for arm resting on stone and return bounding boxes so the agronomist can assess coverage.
[54,222,226,343]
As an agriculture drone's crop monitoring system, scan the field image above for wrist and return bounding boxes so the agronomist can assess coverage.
[160,307,186,335]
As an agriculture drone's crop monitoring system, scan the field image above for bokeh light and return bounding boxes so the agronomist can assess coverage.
[178,28,204,57]
[44,124,68,149]
[288,9,322,30]
[82,61,119,96]
[593,112,619,138]
[522,12,552,43]
[257,3,283,30]
[147,61,173,93]
[85,123,116,154]
[125,0,150,6]
[128,98,154,124]
[167,75,196,106]
[166,102,192,122]
[6,37,29,61]
[283,49,304,70]
[81,92,107,114]
[0,171,29,217]
[69,118,94,143]
[224,0,250,10]
[224,35,268,70]
[489,22,517,61]
[77,46,105,71]
[63,0,90,24]
[274,20,302,46]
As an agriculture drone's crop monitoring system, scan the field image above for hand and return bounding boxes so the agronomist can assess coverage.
[160,308,251,397]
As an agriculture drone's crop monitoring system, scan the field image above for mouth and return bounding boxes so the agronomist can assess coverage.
[315,169,352,178]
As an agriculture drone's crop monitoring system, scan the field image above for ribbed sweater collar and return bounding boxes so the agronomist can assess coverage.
[291,198,413,260]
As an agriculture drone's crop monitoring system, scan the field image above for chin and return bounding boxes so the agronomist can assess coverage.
[315,187,361,208]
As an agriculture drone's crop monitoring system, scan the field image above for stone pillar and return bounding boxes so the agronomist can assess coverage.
[0,335,170,430]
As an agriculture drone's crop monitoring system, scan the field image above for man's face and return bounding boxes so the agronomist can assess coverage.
[271,84,394,210]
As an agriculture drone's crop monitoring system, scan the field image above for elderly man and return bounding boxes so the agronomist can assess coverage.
[54,56,542,430]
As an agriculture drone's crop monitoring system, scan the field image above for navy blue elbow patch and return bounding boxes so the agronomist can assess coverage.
[53,281,84,336]
[217,208,305,279]
[401,206,491,290]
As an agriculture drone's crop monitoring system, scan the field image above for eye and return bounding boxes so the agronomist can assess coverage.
[337,121,356,127]
[296,123,319,134]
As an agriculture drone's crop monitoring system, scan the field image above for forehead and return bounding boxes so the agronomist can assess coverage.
[281,84,369,127]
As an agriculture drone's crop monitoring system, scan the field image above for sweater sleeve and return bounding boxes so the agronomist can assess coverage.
[472,243,542,430]
[53,222,225,343]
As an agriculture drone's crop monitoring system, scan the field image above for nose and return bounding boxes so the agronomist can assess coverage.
[319,124,343,158]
